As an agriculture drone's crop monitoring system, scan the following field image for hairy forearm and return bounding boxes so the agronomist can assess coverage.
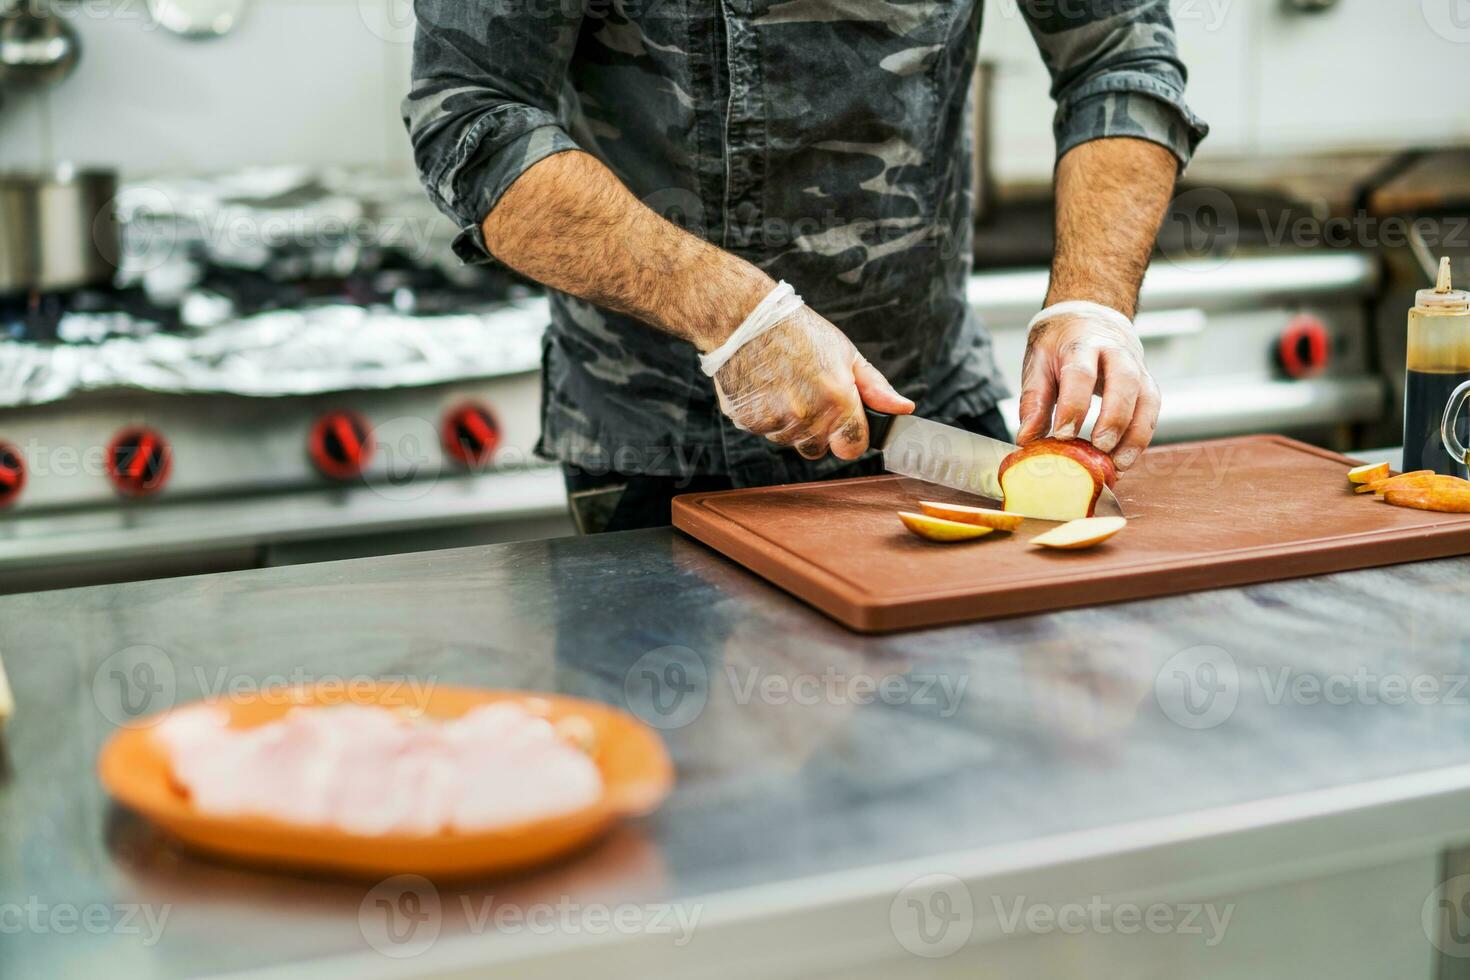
[483,151,771,352]
[1046,138,1178,318]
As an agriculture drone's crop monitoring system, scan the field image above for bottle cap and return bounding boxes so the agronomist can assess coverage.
[1417,257,1470,312]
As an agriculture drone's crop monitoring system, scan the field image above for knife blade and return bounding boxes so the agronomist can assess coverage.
[865,410,1125,519]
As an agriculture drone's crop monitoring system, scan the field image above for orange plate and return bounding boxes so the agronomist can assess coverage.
[97,684,674,879]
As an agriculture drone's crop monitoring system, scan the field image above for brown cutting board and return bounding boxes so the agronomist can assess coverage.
[672,435,1470,632]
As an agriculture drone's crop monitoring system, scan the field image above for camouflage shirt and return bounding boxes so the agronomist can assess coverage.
[404,0,1207,486]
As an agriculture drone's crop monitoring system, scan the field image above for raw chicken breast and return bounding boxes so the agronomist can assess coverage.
[153,700,603,836]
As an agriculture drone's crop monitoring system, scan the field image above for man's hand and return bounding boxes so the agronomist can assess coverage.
[714,306,914,460]
[1026,137,1179,470]
[1017,313,1159,471]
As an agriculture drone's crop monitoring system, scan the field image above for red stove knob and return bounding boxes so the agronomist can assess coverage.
[309,410,374,480]
[1277,315,1330,379]
[442,402,500,469]
[107,427,172,497]
[0,442,25,508]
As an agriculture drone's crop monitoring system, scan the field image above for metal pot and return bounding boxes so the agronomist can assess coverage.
[0,1,82,88]
[0,168,119,295]
[147,0,248,39]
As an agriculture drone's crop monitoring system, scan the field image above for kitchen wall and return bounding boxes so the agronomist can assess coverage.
[0,0,417,174]
[1,0,1467,180]
[981,0,1470,181]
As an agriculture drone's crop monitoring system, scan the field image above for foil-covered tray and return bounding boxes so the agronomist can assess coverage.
[0,168,549,408]
[0,299,547,408]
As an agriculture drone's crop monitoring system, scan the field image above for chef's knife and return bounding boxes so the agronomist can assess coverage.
[864,409,1125,519]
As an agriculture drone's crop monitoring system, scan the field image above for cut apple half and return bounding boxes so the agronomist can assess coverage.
[1347,462,1390,485]
[998,438,1116,521]
[1030,516,1127,550]
[917,501,1024,532]
[898,511,997,543]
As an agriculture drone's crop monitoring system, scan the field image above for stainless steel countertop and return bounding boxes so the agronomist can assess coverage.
[3,515,1470,978]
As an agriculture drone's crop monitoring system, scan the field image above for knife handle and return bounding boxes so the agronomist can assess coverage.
[864,408,896,447]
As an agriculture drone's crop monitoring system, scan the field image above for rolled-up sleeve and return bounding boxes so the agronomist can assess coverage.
[1019,0,1209,172]
[402,0,584,263]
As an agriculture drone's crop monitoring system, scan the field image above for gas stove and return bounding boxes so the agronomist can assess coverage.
[0,294,566,593]
[0,354,568,593]
[0,170,574,592]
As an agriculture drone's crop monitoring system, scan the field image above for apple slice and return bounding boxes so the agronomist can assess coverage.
[1383,486,1470,513]
[1347,461,1390,485]
[1355,472,1462,495]
[1353,470,1432,494]
[898,511,997,542]
[917,501,1024,532]
[1030,516,1128,550]
[998,438,1117,521]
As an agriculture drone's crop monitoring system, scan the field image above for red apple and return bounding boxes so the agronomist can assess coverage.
[998,438,1117,521]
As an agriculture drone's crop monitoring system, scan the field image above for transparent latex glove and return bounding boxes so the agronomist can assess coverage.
[712,306,914,461]
[1017,312,1159,471]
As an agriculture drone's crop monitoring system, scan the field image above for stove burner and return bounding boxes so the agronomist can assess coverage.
[107,427,172,497]
[0,442,26,507]
[442,403,500,469]
[1278,315,1331,380]
[309,410,374,480]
